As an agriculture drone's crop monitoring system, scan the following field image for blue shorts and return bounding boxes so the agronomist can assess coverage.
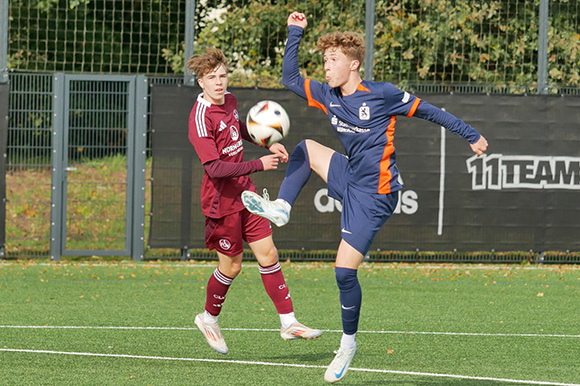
[327,153,399,256]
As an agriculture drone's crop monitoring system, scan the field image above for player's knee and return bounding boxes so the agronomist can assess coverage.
[255,245,279,266]
[219,257,243,278]
[266,245,279,262]
[226,262,242,278]
[294,140,310,160]
[232,264,242,277]
[335,267,358,291]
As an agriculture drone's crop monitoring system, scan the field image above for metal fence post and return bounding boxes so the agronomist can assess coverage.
[0,81,7,259]
[183,0,196,87]
[50,74,65,261]
[364,0,375,81]
[131,75,148,261]
[0,0,9,83]
[537,0,549,94]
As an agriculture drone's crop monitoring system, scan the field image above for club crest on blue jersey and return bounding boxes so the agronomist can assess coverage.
[359,103,370,120]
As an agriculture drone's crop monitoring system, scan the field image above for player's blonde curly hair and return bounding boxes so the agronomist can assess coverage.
[186,47,229,78]
[317,31,365,66]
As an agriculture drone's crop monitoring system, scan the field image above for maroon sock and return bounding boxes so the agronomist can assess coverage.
[260,262,294,314]
[205,268,233,316]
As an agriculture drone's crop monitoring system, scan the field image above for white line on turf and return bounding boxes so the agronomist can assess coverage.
[1,325,579,338]
[1,348,578,386]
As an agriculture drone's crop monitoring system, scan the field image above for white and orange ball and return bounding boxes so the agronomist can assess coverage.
[246,100,290,147]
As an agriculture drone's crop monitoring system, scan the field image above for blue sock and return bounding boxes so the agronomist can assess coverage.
[278,140,311,205]
[335,267,361,335]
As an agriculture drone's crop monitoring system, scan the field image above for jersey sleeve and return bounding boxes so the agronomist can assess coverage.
[413,100,481,144]
[204,159,263,178]
[188,104,220,165]
[239,118,257,144]
[382,83,422,117]
[282,26,329,115]
[382,83,481,143]
[282,26,307,99]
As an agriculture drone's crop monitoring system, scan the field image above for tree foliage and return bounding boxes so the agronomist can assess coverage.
[7,0,580,90]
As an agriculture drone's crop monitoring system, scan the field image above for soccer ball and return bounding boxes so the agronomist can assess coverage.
[246,100,290,147]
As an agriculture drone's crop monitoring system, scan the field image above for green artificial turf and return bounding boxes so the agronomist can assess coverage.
[1,260,579,385]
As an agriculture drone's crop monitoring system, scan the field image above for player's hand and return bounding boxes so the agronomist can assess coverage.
[260,154,282,171]
[470,135,488,157]
[268,143,289,163]
[288,12,307,29]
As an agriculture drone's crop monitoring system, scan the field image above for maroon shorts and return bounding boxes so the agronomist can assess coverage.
[205,209,272,256]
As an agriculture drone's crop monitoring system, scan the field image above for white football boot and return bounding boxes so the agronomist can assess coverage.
[241,189,290,227]
[280,322,323,341]
[194,313,228,354]
[324,344,358,383]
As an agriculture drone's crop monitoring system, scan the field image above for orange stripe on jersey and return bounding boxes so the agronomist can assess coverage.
[378,117,397,194]
[407,97,421,117]
[305,79,328,115]
[357,83,371,92]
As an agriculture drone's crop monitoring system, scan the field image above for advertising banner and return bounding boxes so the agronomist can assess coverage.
[150,86,580,252]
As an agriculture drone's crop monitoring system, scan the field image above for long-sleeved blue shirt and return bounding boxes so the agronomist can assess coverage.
[282,25,481,194]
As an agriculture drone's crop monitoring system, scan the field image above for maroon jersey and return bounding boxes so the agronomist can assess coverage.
[189,92,257,218]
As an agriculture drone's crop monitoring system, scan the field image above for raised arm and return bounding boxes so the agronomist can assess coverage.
[282,13,308,97]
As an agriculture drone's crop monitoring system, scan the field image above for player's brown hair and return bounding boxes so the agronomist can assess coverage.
[317,31,365,67]
[186,47,228,78]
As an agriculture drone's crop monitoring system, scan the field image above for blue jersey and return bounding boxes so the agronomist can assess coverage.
[282,25,481,194]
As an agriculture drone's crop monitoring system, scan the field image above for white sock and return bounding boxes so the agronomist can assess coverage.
[340,332,357,348]
[279,312,297,328]
[203,310,218,324]
[275,199,292,213]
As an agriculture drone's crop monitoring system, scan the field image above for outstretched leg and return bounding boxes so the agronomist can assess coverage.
[242,139,335,226]
[276,139,312,204]
[280,139,335,203]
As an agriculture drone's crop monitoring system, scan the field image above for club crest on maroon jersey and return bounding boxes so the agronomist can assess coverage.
[230,126,239,141]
